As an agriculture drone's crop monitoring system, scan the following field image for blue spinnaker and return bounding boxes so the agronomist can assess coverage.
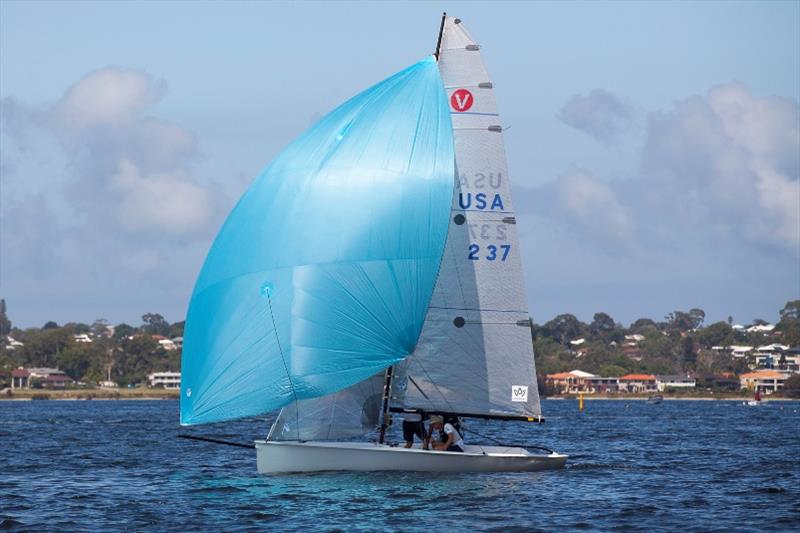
[180,56,454,425]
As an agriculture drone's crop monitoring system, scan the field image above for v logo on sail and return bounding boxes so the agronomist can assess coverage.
[451,89,473,112]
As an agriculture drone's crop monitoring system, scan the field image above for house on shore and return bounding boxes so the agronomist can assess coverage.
[11,368,30,389]
[619,374,658,393]
[656,375,696,391]
[739,370,790,394]
[27,368,74,389]
[148,371,181,389]
[584,376,620,393]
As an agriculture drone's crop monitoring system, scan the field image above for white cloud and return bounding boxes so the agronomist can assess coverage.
[54,67,166,127]
[558,89,637,145]
[1,67,230,326]
[555,169,635,245]
[110,160,216,237]
[2,66,221,241]
[642,82,799,252]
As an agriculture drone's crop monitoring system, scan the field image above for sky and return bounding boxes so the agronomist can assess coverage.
[1,0,798,329]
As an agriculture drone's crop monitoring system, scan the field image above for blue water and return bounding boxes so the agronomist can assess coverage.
[1,399,798,531]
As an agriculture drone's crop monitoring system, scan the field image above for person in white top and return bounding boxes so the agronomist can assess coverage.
[427,415,464,453]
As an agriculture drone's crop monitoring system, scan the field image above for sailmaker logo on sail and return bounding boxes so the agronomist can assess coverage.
[451,88,473,112]
[512,386,528,402]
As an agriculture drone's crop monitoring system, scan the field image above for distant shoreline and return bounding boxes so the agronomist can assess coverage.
[0,388,180,401]
[548,395,798,402]
[2,389,797,402]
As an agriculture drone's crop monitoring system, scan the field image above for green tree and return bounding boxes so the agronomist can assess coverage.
[141,313,170,336]
[784,374,800,398]
[779,300,800,321]
[168,321,185,339]
[42,321,60,330]
[63,322,91,334]
[688,308,706,329]
[597,364,628,377]
[90,319,110,336]
[542,314,584,345]
[117,335,165,385]
[19,328,71,367]
[113,323,137,340]
[590,312,615,336]
[776,300,800,346]
[697,321,734,349]
[665,311,694,332]
[681,336,697,369]
[57,343,98,380]
[0,299,11,336]
[629,318,659,334]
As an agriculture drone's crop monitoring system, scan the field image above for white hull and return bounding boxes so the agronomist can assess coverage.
[255,440,567,474]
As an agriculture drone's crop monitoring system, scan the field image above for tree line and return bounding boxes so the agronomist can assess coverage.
[1,299,798,389]
[0,303,182,387]
[532,301,800,382]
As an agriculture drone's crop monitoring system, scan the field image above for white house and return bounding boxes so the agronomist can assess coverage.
[148,371,181,389]
[624,334,645,344]
[73,334,93,343]
[729,346,754,358]
[746,324,775,333]
[158,339,177,351]
[656,375,696,391]
[5,336,24,350]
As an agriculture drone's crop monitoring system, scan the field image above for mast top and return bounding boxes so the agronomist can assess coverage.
[434,12,446,61]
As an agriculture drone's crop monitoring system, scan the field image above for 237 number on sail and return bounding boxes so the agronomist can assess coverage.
[468,244,511,261]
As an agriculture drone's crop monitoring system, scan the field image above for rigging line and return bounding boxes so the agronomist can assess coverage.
[266,291,300,441]
[407,375,431,401]
[461,425,501,445]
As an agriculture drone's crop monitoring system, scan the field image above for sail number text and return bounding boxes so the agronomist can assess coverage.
[468,243,511,261]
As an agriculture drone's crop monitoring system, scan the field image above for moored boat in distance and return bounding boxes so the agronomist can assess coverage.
[744,390,766,406]
[648,394,663,404]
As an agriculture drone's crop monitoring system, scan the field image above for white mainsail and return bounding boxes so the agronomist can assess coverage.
[270,16,542,442]
[395,16,541,420]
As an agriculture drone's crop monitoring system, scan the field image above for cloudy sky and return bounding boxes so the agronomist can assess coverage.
[1,1,798,329]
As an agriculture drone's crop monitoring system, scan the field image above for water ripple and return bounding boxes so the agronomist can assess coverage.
[1,399,799,531]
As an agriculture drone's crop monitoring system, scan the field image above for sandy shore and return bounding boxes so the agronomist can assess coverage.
[1,388,180,401]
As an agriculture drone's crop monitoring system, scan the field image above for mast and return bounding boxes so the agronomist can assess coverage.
[434,12,446,60]
[377,366,394,443]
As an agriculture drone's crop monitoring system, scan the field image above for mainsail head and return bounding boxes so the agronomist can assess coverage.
[180,57,454,426]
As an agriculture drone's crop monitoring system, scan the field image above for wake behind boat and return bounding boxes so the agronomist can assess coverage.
[179,14,566,474]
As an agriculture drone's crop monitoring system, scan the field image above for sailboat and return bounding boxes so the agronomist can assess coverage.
[180,14,567,474]
[744,390,764,406]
